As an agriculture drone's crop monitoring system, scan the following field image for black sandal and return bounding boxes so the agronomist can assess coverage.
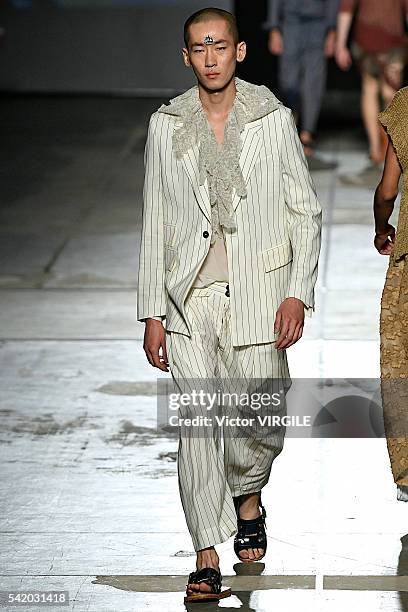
[184,567,232,603]
[233,493,267,563]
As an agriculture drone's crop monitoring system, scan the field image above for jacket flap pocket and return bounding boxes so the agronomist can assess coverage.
[261,240,293,272]
[164,223,177,247]
[164,246,178,272]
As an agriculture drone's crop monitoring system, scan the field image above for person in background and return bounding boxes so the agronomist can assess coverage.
[264,0,340,164]
[336,0,408,184]
[374,86,408,503]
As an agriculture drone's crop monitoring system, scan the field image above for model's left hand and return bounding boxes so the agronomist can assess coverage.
[324,30,336,58]
[274,298,305,350]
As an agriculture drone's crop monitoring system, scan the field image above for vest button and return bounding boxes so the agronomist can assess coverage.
[202,230,209,238]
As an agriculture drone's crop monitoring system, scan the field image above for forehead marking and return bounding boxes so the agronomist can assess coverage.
[204,34,214,45]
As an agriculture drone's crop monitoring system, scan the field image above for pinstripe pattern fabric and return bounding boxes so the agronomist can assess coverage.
[166,281,291,551]
[136,80,322,347]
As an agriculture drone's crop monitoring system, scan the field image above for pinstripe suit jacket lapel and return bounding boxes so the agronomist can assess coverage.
[232,120,263,211]
[179,144,211,222]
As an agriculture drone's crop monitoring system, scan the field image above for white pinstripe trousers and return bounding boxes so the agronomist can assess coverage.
[166,280,291,551]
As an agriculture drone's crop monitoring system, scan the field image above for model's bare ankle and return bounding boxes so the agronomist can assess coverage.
[238,492,261,518]
[197,546,219,570]
[240,492,260,506]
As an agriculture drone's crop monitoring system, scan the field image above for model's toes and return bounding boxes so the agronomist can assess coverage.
[243,549,256,561]
[187,581,212,594]
[239,547,265,561]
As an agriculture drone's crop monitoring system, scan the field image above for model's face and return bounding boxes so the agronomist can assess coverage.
[182,19,246,91]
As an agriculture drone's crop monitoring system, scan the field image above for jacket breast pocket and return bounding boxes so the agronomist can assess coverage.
[261,240,293,272]
[164,246,178,272]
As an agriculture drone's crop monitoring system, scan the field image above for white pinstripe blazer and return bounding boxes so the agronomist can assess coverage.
[137,82,322,347]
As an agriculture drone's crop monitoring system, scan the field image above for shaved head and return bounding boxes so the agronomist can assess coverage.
[184,7,239,49]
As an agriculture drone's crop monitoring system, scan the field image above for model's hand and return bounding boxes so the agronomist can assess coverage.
[324,30,336,58]
[374,224,396,255]
[274,298,305,350]
[335,45,352,70]
[143,319,169,371]
[268,29,283,55]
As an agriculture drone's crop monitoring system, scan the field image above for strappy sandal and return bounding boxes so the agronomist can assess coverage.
[233,493,267,563]
[184,567,232,603]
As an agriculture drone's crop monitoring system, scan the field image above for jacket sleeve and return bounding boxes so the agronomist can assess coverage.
[261,0,282,31]
[136,112,167,322]
[280,107,322,317]
[325,0,341,30]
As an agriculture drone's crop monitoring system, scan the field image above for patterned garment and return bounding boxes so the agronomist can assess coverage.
[351,42,405,90]
[166,280,290,550]
[158,77,279,247]
[378,87,408,498]
[157,78,286,290]
[380,259,408,499]
[137,76,321,345]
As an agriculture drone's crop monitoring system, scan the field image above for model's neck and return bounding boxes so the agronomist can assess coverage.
[198,76,237,119]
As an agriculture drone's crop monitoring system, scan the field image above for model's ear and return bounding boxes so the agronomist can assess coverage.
[236,41,247,63]
[182,47,191,67]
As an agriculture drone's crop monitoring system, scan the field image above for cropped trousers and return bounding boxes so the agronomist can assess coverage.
[165,280,291,551]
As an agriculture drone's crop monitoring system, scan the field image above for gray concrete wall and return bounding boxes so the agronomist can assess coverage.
[0,0,232,94]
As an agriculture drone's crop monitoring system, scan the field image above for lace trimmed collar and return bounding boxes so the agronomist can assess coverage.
[157,76,281,160]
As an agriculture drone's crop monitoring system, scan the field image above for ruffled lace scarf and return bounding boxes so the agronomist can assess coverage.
[158,77,280,245]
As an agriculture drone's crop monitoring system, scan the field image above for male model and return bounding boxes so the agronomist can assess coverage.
[137,7,322,603]
[264,0,340,158]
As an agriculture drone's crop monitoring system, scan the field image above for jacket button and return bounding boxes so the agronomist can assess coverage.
[202,230,209,238]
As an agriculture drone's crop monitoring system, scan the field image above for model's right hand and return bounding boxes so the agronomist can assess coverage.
[335,46,352,71]
[143,320,169,372]
[268,30,283,55]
